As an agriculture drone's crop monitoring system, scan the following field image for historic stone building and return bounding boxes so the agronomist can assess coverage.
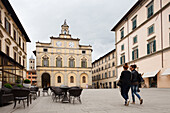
[34,21,92,88]
[111,0,170,88]
[0,0,30,86]
[92,49,116,89]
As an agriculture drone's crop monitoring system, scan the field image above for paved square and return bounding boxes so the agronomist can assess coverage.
[0,89,170,113]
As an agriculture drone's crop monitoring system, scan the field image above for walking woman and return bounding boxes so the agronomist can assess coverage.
[119,63,131,106]
[130,64,143,105]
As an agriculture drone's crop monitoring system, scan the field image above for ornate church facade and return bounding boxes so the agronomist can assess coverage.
[34,21,92,88]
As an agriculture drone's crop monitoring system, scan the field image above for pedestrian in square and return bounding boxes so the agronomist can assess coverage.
[118,63,131,106]
[130,64,143,105]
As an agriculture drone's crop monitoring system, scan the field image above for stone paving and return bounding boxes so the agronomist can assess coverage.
[0,88,170,113]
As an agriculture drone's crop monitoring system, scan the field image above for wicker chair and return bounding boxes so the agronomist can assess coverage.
[52,87,64,102]
[30,87,39,99]
[12,89,30,109]
[69,88,83,104]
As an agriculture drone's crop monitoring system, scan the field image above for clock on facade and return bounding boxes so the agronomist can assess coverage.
[56,41,62,47]
[69,42,74,47]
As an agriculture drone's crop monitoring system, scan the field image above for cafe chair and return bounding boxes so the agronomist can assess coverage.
[69,88,83,104]
[12,89,30,109]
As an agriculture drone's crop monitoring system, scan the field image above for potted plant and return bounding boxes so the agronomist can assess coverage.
[23,79,31,88]
[4,83,13,89]
[16,84,23,88]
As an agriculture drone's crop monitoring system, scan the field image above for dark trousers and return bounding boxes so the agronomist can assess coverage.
[121,85,130,102]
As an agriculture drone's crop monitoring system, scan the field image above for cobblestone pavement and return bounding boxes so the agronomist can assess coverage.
[0,88,170,113]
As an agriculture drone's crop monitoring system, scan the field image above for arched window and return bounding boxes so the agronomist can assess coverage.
[57,76,61,83]
[42,55,49,67]
[70,76,74,83]
[56,57,62,67]
[83,76,86,83]
[69,57,75,68]
[81,57,87,68]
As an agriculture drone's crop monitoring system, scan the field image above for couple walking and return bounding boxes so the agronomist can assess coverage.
[119,63,143,106]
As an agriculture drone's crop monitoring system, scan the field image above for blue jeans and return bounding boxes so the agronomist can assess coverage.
[131,85,141,102]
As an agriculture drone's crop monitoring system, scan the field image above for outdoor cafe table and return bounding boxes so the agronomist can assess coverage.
[60,87,71,103]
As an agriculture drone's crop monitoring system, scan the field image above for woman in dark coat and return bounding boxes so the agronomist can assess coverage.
[119,63,131,106]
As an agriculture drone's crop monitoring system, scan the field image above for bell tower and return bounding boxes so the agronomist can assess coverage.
[59,20,71,38]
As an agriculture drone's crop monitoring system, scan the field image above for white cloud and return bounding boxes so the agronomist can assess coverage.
[9,0,137,69]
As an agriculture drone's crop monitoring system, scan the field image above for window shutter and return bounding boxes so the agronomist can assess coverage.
[151,5,153,16]
[85,61,87,68]
[47,59,49,66]
[132,50,134,60]
[147,43,150,54]
[42,60,44,66]
[136,49,139,58]
[9,23,11,35]
[153,40,156,52]
[73,61,75,67]
[120,57,122,65]
[124,56,125,63]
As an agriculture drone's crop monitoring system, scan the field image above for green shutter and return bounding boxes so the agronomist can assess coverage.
[147,43,150,54]
[136,49,139,59]
[132,50,134,60]
[153,40,156,52]
[124,56,125,63]
[151,5,153,16]
[120,57,122,65]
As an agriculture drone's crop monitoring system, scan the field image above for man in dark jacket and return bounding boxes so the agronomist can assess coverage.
[130,64,143,105]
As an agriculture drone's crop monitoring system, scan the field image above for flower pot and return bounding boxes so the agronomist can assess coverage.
[23,83,31,88]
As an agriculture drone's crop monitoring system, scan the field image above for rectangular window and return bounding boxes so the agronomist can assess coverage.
[19,37,21,47]
[13,30,16,41]
[19,56,21,64]
[147,40,156,54]
[113,70,115,77]
[133,36,138,44]
[120,28,124,39]
[6,45,9,56]
[148,25,154,35]
[109,71,111,77]
[23,60,25,67]
[169,15,170,22]
[112,62,115,67]
[23,42,25,51]
[112,53,114,58]
[132,18,137,30]
[5,18,11,35]
[121,44,124,51]
[108,63,110,68]
[14,52,17,61]
[105,72,107,78]
[147,2,154,18]
[120,55,125,65]
[132,48,139,60]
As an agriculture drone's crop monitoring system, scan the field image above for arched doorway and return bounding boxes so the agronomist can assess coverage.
[42,73,50,88]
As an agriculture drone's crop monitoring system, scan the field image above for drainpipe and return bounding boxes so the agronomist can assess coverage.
[160,0,163,68]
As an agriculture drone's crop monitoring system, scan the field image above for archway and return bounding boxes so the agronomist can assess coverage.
[42,73,50,88]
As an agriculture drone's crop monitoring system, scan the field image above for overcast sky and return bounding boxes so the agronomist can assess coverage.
[9,0,137,69]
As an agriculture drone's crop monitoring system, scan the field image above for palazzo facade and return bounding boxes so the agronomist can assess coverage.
[34,21,92,88]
